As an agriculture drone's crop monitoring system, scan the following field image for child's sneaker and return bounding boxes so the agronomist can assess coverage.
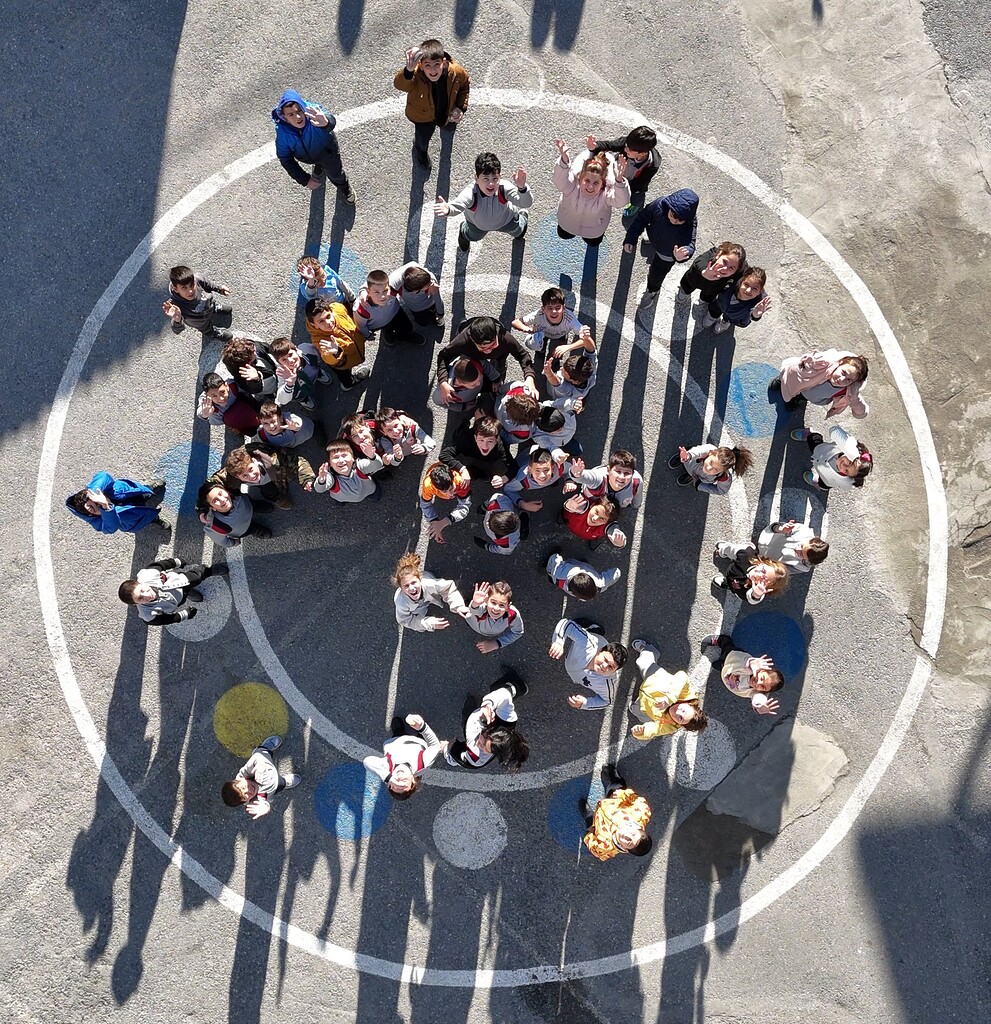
[501,666,529,698]
[667,453,682,469]
[339,182,357,205]
[275,495,294,511]
[803,470,820,488]
[253,525,273,539]
[631,638,659,658]
[281,773,301,789]
[713,319,732,334]
[711,574,730,590]
[458,227,471,252]
[340,366,371,391]
[435,314,445,327]
[701,309,718,328]
[260,735,283,752]
[677,471,694,487]
[639,289,659,307]
[299,397,316,411]
[152,515,172,532]
[790,428,810,441]
[700,634,731,656]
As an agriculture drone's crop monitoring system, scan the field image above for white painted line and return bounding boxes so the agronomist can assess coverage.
[35,91,946,986]
[229,273,749,791]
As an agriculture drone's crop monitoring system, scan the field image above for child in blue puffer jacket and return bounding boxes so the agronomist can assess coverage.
[66,472,170,535]
[271,90,356,204]
[623,188,700,304]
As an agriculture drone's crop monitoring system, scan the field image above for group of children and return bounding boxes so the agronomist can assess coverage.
[73,39,882,863]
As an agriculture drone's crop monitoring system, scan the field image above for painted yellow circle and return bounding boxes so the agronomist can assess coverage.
[213,682,289,758]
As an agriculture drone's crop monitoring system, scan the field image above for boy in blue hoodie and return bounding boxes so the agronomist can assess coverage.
[623,188,700,305]
[272,90,356,204]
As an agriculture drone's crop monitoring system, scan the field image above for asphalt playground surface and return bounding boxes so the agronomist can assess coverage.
[3,2,990,1023]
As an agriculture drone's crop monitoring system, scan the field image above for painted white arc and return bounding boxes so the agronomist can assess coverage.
[34,91,947,987]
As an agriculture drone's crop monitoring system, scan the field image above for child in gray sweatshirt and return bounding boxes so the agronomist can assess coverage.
[434,151,532,251]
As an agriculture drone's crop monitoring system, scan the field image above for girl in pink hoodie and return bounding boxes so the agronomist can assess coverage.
[552,138,631,246]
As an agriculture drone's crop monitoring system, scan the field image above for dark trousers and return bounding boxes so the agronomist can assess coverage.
[557,225,604,246]
[381,306,417,343]
[413,120,450,156]
[646,255,676,292]
[410,307,437,326]
[332,365,364,387]
[313,140,348,188]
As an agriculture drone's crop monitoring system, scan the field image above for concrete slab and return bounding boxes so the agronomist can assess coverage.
[705,719,850,835]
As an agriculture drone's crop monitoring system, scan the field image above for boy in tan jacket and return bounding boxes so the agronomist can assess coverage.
[395,39,470,174]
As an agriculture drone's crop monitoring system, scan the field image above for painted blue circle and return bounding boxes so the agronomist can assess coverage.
[289,242,367,302]
[732,611,808,680]
[530,213,610,287]
[313,762,391,840]
[723,361,790,439]
[548,775,604,853]
[156,441,223,517]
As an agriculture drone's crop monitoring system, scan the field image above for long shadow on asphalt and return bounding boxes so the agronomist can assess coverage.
[857,707,991,1023]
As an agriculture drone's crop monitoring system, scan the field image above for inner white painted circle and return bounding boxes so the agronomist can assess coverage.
[433,793,509,869]
[34,90,947,987]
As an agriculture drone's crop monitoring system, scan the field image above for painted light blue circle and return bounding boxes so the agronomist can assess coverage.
[290,242,367,302]
[732,610,808,680]
[313,762,390,840]
[723,361,789,439]
[548,775,605,853]
[530,213,610,287]
[156,441,223,516]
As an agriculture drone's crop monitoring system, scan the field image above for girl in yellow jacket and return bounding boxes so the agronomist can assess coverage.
[628,639,708,739]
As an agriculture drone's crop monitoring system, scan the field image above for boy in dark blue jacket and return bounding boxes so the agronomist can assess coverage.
[271,90,356,204]
[623,188,700,304]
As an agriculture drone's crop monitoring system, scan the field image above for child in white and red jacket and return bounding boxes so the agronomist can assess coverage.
[475,493,527,555]
[353,270,423,346]
[791,425,874,491]
[314,438,390,504]
[363,714,443,800]
[392,552,469,632]
[444,669,530,772]
[373,407,436,465]
[566,450,643,548]
[465,580,525,652]
[389,262,445,328]
[505,446,570,513]
[545,551,621,601]
[221,736,299,819]
[668,443,753,495]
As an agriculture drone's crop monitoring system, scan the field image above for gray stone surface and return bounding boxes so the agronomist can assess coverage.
[706,719,850,835]
[3,1,991,1023]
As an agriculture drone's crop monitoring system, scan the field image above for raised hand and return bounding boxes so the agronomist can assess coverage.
[239,364,261,382]
[196,392,215,419]
[609,528,627,548]
[567,694,588,709]
[512,165,527,190]
[405,46,421,71]
[162,300,181,321]
[752,694,780,716]
[753,295,773,317]
[433,195,450,217]
[554,138,570,164]
[472,581,491,605]
[548,639,565,660]
[673,244,691,261]
[305,105,329,127]
[615,153,628,179]
[585,133,597,151]
[406,713,425,731]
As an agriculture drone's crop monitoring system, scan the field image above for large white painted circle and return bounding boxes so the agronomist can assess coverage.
[34,90,947,987]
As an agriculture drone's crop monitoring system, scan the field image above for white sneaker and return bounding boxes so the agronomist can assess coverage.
[631,638,660,659]
[281,773,301,790]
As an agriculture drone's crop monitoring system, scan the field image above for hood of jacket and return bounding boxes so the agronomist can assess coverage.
[662,188,700,221]
[271,89,307,128]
